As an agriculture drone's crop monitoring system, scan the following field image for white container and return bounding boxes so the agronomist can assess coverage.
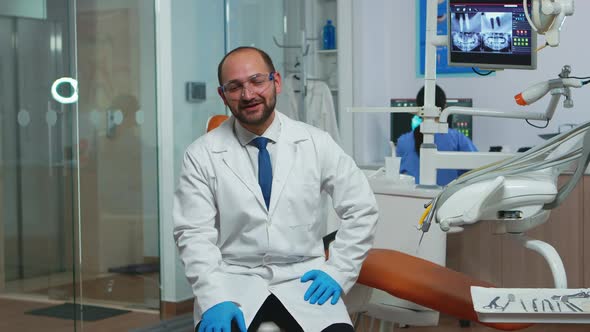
[385,156,401,179]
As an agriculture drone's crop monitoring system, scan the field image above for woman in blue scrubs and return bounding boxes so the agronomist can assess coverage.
[396,85,477,186]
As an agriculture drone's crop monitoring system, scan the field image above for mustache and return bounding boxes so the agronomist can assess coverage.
[239,99,263,107]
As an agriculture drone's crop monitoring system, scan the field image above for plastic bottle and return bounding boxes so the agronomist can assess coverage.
[322,20,336,50]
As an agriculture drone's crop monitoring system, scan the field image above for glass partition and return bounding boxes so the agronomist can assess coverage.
[75,0,160,316]
[0,0,160,330]
[0,1,79,329]
[0,0,319,330]
[225,0,285,71]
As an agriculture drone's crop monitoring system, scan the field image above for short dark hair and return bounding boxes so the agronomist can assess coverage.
[416,85,447,109]
[413,85,447,154]
[217,46,276,85]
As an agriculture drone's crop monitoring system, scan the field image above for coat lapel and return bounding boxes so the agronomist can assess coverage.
[268,137,295,216]
[268,113,308,217]
[211,117,267,211]
[210,113,309,215]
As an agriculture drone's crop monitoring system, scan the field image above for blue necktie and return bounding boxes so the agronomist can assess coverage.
[252,137,272,209]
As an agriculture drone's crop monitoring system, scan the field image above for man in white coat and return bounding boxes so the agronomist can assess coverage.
[173,46,379,332]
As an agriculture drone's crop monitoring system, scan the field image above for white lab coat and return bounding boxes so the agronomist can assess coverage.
[304,80,342,145]
[275,74,300,121]
[173,111,378,331]
[277,74,342,145]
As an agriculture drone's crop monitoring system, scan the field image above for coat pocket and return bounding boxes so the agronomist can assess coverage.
[284,181,320,227]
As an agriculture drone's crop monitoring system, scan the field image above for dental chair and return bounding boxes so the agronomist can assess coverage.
[402,119,590,330]
[205,114,531,331]
[352,248,531,331]
[206,114,231,133]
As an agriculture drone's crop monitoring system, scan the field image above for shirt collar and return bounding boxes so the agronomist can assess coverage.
[234,111,281,147]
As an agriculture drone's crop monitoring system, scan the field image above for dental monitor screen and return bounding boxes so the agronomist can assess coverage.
[448,0,536,70]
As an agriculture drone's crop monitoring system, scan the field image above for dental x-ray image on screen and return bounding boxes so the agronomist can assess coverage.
[480,12,512,52]
[451,12,482,52]
[448,0,536,70]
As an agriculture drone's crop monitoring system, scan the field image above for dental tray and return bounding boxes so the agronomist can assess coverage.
[471,286,590,324]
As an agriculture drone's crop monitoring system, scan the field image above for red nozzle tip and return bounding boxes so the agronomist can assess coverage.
[515,93,527,106]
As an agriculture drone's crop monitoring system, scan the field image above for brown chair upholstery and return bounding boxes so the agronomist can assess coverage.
[206,114,531,330]
[356,249,532,331]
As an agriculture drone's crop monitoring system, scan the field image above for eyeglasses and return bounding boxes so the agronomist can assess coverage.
[220,72,275,100]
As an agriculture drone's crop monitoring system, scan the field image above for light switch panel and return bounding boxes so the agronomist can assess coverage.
[186,82,206,102]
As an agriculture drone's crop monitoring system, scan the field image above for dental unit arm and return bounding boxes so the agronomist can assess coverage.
[342,0,584,328]
[424,63,589,237]
[418,120,590,287]
[416,0,582,243]
[421,66,587,202]
[415,0,579,187]
[439,65,585,127]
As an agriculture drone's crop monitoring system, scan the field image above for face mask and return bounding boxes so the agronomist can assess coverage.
[411,115,423,131]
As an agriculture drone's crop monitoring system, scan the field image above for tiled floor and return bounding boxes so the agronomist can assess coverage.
[0,297,160,332]
[0,271,162,331]
[4,271,160,311]
[2,296,588,331]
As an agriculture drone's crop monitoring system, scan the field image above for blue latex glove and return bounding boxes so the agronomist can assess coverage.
[198,301,247,332]
[300,270,342,305]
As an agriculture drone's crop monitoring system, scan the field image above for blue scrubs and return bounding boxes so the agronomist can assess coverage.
[396,128,478,186]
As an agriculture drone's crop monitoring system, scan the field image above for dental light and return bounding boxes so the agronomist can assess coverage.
[523,0,575,47]
[514,65,584,113]
[514,78,581,106]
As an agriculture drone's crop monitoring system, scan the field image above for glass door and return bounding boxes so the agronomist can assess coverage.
[0,0,160,330]
[0,1,80,330]
[74,0,160,318]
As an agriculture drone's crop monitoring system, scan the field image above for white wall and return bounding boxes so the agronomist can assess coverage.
[226,0,284,66]
[171,0,227,174]
[353,0,590,166]
[352,0,398,165]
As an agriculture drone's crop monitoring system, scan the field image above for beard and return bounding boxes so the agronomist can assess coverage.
[230,90,276,126]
